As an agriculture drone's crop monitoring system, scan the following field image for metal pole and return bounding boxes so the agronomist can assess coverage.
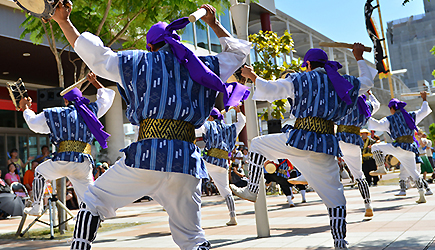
[230,0,270,238]
[56,178,67,233]
[376,0,394,99]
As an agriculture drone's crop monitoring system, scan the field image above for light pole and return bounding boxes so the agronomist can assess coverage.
[230,0,270,238]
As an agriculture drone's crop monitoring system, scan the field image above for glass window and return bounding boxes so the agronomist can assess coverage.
[39,136,51,153]
[250,48,257,64]
[180,23,194,45]
[220,9,232,34]
[210,30,222,53]
[196,20,209,50]
[0,110,15,128]
[19,136,28,172]
[29,136,37,161]
[7,136,16,157]
[17,111,28,128]
[0,136,5,179]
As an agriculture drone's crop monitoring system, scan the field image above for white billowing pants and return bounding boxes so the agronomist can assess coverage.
[339,141,364,180]
[36,159,94,203]
[250,132,346,208]
[205,162,231,198]
[83,157,205,250]
[371,143,420,180]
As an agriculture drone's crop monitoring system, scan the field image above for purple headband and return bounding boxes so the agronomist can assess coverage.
[210,107,224,120]
[64,88,110,149]
[388,98,417,131]
[302,48,353,105]
[146,17,250,110]
[358,95,371,118]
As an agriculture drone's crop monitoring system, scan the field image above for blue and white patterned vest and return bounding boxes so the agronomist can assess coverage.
[202,120,237,169]
[44,104,98,163]
[386,111,420,161]
[336,98,374,148]
[285,69,361,156]
[117,45,220,179]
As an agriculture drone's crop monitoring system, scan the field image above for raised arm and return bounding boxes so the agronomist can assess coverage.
[241,65,294,103]
[415,92,432,124]
[52,3,122,84]
[200,5,251,82]
[233,106,246,135]
[19,98,50,134]
[87,72,116,118]
[368,91,380,115]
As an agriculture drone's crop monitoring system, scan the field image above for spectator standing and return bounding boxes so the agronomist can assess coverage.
[361,129,379,186]
[23,161,39,193]
[8,149,33,177]
[34,146,50,164]
[231,148,243,169]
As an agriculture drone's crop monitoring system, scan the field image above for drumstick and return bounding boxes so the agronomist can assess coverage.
[189,8,207,22]
[400,92,434,97]
[319,42,372,52]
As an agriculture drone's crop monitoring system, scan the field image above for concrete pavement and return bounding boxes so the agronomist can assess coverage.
[1,176,435,250]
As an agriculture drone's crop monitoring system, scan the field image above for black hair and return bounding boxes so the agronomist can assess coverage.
[7,163,16,172]
[41,145,49,150]
[151,41,167,51]
[309,61,325,70]
[10,148,17,154]
[211,115,219,120]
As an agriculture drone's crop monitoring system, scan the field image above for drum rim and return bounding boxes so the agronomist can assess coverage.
[15,0,57,20]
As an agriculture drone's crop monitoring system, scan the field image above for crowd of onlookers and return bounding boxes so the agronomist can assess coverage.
[0,145,114,219]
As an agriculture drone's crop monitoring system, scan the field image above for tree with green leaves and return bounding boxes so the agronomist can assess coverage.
[249,30,301,120]
[20,0,229,87]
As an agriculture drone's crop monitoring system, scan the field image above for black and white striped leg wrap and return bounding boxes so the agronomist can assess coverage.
[32,172,45,205]
[224,194,236,218]
[248,152,266,194]
[399,179,406,191]
[372,150,385,167]
[422,179,431,191]
[356,178,371,205]
[197,241,211,250]
[328,205,348,248]
[415,178,424,191]
[71,203,101,250]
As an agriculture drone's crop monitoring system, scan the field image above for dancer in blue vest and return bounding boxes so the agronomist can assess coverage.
[19,72,115,216]
[368,92,432,203]
[196,107,246,226]
[231,45,376,249]
[53,3,250,250]
[336,91,380,218]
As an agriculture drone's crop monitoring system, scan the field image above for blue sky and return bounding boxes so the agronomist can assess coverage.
[275,0,426,63]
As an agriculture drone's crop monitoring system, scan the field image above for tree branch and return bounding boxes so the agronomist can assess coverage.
[96,0,112,36]
[106,9,145,47]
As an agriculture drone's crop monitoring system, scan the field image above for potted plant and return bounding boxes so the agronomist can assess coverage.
[249,30,302,134]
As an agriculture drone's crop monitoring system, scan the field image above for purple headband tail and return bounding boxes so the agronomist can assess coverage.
[210,107,224,120]
[357,95,371,118]
[147,17,250,110]
[388,98,417,131]
[64,88,110,149]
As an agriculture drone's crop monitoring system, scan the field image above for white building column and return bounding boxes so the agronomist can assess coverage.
[104,86,125,164]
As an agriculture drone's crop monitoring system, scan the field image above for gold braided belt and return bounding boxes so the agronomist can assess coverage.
[395,135,414,144]
[294,117,335,135]
[277,169,288,176]
[337,125,360,136]
[206,148,229,160]
[138,118,196,143]
[58,140,91,155]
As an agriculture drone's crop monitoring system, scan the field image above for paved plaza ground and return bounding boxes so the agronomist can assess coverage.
[1,173,435,250]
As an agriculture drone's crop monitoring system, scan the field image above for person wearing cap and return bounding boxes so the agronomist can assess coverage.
[18,72,115,216]
[360,129,379,187]
[233,44,375,249]
[52,3,250,250]
[368,92,432,203]
[335,90,380,218]
[195,106,246,226]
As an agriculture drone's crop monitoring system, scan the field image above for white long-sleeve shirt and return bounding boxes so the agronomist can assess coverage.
[368,101,432,133]
[369,94,381,115]
[195,112,246,137]
[74,32,251,87]
[23,88,116,134]
[252,60,378,103]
